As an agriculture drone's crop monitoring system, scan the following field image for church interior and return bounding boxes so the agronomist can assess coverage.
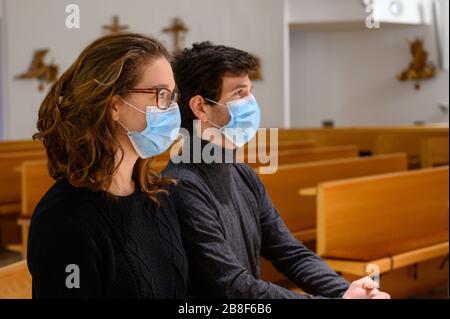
[0,0,448,299]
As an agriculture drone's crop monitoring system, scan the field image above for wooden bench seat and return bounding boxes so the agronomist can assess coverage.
[0,260,32,299]
[259,153,408,236]
[317,166,448,275]
[0,140,44,153]
[18,160,54,257]
[421,137,449,168]
[0,151,47,247]
[324,242,449,276]
[244,145,359,168]
[259,154,409,284]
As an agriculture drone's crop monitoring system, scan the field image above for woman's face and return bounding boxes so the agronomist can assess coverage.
[117,57,176,133]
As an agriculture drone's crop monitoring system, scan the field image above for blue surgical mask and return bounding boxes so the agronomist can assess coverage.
[119,98,181,158]
[205,94,261,147]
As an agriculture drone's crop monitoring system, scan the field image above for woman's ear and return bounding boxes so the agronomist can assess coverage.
[189,95,209,123]
[110,96,121,122]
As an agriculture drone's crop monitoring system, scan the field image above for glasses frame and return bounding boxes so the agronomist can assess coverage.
[127,87,178,110]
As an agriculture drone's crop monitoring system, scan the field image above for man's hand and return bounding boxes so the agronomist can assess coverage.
[342,276,391,299]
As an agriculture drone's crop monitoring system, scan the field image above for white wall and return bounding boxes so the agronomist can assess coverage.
[0,18,3,140]
[0,0,5,139]
[290,24,449,127]
[438,0,449,70]
[2,0,448,138]
[288,0,435,26]
[1,0,285,139]
[288,0,366,24]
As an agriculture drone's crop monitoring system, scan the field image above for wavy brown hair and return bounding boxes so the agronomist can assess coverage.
[33,32,174,204]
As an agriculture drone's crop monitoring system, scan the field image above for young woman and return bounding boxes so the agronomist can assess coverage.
[27,32,188,298]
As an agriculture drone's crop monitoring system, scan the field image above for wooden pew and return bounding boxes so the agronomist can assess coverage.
[421,137,449,168]
[260,153,408,238]
[153,144,358,172]
[0,151,46,247]
[371,129,447,168]
[244,145,359,168]
[270,140,316,152]
[373,134,423,168]
[0,151,47,205]
[0,260,32,299]
[259,153,408,284]
[18,160,54,258]
[317,167,449,298]
[277,145,359,165]
[275,125,448,145]
[270,125,448,164]
[0,140,44,153]
[20,160,54,218]
[152,139,319,172]
[244,139,316,153]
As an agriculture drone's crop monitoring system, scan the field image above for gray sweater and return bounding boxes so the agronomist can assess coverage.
[163,140,349,299]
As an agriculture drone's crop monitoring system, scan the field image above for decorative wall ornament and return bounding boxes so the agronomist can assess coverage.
[102,15,129,33]
[162,18,189,54]
[15,49,59,92]
[397,38,436,90]
[250,55,263,81]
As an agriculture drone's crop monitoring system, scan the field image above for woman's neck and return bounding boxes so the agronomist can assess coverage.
[107,149,139,197]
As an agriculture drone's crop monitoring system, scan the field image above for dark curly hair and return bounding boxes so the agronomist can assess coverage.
[33,32,174,204]
[172,42,258,134]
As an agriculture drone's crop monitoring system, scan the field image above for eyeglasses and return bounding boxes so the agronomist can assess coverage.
[127,87,178,110]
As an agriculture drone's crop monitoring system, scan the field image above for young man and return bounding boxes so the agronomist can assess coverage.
[163,42,390,299]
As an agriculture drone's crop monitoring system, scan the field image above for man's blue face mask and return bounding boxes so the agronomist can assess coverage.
[204,94,261,148]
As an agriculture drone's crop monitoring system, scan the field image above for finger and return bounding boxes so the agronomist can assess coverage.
[372,292,391,299]
[368,288,381,297]
[364,281,380,290]
[353,276,373,286]
[354,276,378,290]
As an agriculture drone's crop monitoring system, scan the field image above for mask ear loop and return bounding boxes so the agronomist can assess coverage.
[118,98,146,132]
[204,97,226,108]
[120,98,146,114]
[203,97,228,129]
[117,120,130,132]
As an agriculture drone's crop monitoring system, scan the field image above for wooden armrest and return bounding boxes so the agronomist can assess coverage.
[298,187,317,197]
[17,218,31,227]
[324,241,449,276]
[5,244,23,254]
[293,228,316,242]
[0,203,21,216]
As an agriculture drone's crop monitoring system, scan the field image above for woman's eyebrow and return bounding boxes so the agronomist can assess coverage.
[151,84,170,88]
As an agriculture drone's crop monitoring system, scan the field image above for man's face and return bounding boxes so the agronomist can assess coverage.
[204,74,253,127]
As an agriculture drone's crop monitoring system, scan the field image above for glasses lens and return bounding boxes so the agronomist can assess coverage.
[156,88,171,109]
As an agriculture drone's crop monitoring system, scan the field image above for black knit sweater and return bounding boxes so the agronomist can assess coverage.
[27,178,188,299]
[163,138,350,298]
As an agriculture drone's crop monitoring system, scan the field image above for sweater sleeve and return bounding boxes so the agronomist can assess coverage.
[172,177,331,299]
[250,168,350,298]
[27,209,103,298]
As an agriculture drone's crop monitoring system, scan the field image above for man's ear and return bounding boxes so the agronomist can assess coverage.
[110,95,121,122]
[189,95,209,123]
